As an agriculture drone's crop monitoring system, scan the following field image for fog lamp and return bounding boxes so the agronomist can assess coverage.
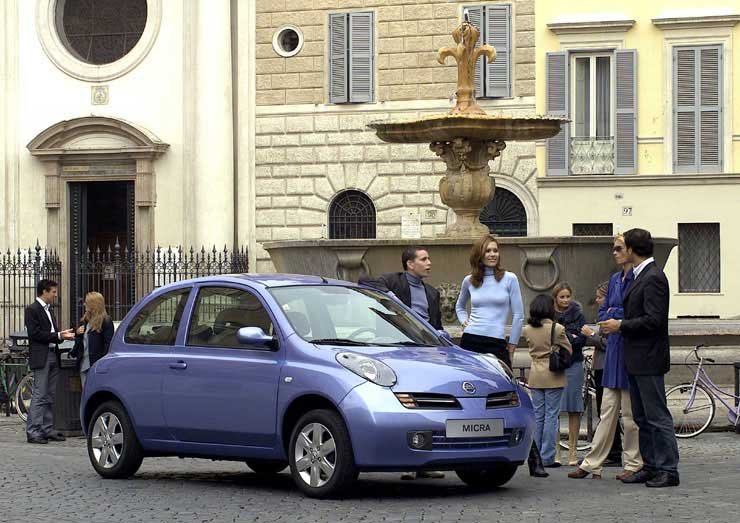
[509,427,525,446]
[407,431,433,450]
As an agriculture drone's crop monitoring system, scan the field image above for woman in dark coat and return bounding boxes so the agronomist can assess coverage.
[70,292,114,388]
[552,282,587,465]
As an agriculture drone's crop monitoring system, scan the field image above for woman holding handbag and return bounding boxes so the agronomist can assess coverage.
[523,294,573,468]
[70,292,114,388]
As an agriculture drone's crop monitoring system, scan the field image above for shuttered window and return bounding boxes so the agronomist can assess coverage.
[678,223,720,293]
[329,12,374,104]
[673,45,722,173]
[464,5,511,98]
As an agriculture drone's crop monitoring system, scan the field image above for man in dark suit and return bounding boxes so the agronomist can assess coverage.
[360,247,443,480]
[599,228,679,487]
[360,246,442,330]
[25,279,74,444]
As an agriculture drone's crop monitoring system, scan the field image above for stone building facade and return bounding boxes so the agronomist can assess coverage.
[254,0,539,272]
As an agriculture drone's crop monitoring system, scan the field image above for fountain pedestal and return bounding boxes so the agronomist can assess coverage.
[432,138,506,237]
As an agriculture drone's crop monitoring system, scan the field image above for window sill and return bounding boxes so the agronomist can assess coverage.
[675,293,723,297]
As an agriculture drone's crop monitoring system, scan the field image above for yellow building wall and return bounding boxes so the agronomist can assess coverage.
[535,1,740,318]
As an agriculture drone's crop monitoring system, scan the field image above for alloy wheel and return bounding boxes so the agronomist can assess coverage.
[293,422,336,488]
[90,412,125,469]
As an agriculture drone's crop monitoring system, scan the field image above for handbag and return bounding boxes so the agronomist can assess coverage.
[548,322,572,372]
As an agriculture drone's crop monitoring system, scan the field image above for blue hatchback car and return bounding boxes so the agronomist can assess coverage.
[81,274,534,497]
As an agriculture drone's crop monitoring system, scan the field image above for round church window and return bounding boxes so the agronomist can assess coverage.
[56,0,148,65]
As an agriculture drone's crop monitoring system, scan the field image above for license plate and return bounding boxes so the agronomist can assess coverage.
[446,419,504,438]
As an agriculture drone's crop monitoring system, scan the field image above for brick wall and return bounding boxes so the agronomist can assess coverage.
[256,0,535,105]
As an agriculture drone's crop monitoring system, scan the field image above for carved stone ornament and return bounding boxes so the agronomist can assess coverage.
[437,282,462,325]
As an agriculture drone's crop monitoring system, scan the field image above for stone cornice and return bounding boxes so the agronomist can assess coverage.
[547,19,635,35]
[652,14,740,29]
[537,173,740,188]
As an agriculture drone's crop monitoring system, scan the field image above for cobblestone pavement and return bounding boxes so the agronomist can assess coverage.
[0,417,738,523]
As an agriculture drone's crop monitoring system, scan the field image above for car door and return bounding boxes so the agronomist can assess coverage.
[118,286,192,442]
[162,284,282,447]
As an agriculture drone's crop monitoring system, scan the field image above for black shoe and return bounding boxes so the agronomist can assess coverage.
[528,443,549,478]
[27,436,48,444]
[543,462,562,468]
[646,472,680,488]
[45,433,66,442]
[620,469,655,484]
[603,457,622,468]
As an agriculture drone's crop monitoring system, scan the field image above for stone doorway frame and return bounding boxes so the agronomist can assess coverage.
[26,116,168,324]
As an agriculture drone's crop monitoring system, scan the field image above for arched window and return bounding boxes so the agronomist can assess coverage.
[479,188,527,237]
[328,190,376,239]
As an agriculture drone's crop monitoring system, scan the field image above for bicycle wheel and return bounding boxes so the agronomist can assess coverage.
[15,374,34,423]
[666,383,715,438]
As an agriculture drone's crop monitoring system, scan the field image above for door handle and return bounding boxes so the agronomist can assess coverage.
[169,361,187,370]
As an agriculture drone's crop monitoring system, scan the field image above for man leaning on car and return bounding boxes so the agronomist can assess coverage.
[360,246,444,480]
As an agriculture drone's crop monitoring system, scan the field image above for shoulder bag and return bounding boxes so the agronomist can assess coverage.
[548,322,572,372]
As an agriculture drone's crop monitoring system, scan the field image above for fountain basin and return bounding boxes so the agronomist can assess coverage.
[263,236,677,327]
[367,114,567,144]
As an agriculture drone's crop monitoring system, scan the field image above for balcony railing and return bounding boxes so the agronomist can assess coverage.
[570,137,615,175]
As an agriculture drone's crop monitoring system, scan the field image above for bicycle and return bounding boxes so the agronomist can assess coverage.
[0,343,33,422]
[665,344,740,438]
[559,352,598,451]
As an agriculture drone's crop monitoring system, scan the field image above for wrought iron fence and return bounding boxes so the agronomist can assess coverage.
[570,137,615,175]
[0,243,249,343]
[0,244,62,342]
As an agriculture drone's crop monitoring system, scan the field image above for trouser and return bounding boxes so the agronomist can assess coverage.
[628,374,680,476]
[531,387,563,466]
[459,333,511,369]
[580,387,642,475]
[26,351,59,439]
[594,369,623,458]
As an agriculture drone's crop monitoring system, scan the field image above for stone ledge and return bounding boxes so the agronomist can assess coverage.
[537,173,740,188]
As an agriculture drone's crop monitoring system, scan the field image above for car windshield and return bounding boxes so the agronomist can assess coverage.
[268,285,443,347]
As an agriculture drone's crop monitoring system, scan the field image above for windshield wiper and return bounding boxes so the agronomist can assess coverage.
[310,338,372,346]
[375,341,436,347]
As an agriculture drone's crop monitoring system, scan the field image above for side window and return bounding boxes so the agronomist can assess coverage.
[124,288,191,346]
[187,287,274,349]
[328,11,374,104]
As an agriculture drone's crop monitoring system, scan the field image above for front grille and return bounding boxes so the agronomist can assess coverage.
[486,391,519,409]
[395,393,461,410]
[431,429,513,450]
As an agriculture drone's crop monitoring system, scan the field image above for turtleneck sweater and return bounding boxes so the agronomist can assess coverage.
[455,267,524,344]
[404,272,430,322]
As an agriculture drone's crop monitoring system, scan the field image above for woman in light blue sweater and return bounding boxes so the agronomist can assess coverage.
[455,234,524,370]
[455,235,548,478]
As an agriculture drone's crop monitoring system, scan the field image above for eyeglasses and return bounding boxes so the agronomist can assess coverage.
[612,246,624,253]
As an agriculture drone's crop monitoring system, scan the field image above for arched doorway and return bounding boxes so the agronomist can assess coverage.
[479,188,527,237]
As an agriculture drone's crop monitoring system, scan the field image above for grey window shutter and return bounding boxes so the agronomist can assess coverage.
[485,4,511,98]
[546,52,569,176]
[699,46,721,172]
[674,47,696,172]
[329,13,348,104]
[614,49,636,174]
[349,12,374,103]
[465,6,485,99]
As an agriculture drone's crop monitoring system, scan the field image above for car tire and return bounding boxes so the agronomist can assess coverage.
[288,409,357,498]
[246,459,288,475]
[456,463,518,488]
[87,400,143,479]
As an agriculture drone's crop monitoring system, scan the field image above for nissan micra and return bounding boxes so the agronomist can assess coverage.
[81,274,534,498]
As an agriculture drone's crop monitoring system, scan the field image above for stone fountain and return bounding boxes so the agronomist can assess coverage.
[264,19,677,329]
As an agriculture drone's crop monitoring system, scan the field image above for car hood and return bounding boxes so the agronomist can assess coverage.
[328,344,516,397]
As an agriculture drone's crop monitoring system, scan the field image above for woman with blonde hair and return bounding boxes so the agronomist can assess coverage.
[70,292,114,387]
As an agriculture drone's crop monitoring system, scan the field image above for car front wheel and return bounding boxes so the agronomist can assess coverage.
[288,409,357,498]
[456,463,518,488]
[87,400,143,479]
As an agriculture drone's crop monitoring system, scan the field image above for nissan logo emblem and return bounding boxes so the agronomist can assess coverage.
[462,382,476,394]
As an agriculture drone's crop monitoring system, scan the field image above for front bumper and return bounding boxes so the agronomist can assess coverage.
[338,382,534,470]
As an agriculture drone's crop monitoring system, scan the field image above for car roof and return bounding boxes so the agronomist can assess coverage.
[155,273,356,289]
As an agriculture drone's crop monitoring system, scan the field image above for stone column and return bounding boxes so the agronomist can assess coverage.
[430,138,506,237]
[187,0,234,248]
[0,1,20,247]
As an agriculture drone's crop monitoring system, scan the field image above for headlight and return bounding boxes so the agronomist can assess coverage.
[336,352,397,387]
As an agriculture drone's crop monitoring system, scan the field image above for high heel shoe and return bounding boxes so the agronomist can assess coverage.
[527,442,549,478]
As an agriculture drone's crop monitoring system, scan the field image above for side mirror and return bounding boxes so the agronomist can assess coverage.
[236,327,275,348]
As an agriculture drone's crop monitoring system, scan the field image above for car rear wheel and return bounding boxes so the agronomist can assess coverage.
[246,459,287,475]
[87,400,143,479]
[288,409,357,498]
[456,463,518,488]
